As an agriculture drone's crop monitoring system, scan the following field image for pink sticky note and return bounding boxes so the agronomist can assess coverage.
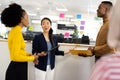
[64,32,70,38]
[59,13,65,18]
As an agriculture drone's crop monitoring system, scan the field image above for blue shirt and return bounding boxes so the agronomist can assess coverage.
[47,41,52,65]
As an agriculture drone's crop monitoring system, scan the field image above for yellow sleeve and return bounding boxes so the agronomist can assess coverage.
[10,32,34,62]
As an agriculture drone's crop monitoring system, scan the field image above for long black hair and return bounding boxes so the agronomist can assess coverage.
[41,17,54,47]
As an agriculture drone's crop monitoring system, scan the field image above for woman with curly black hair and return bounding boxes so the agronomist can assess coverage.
[1,3,38,80]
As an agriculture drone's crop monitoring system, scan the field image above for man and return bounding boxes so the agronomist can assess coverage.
[88,1,115,61]
[90,1,120,79]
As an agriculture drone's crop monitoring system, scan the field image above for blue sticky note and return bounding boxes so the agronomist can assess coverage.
[76,14,81,19]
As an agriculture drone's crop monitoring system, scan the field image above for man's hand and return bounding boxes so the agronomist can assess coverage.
[88,46,95,55]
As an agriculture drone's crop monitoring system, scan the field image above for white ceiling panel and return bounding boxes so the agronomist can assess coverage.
[0,0,116,17]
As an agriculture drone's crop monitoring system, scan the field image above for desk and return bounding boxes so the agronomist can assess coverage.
[54,43,95,80]
[0,40,95,80]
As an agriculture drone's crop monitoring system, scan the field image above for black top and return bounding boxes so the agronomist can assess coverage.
[32,33,64,71]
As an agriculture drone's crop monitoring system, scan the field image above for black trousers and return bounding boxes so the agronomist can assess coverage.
[5,61,27,80]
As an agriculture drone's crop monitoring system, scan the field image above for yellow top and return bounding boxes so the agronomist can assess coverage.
[8,25,34,62]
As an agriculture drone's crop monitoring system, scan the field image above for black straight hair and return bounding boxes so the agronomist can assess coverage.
[41,17,54,47]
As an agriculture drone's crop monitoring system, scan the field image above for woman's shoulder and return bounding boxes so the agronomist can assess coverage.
[34,33,43,38]
[53,34,58,38]
[53,35,58,41]
[33,33,43,42]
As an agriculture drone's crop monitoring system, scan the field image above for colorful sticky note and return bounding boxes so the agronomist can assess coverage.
[81,21,85,25]
[64,32,70,38]
[76,14,81,19]
[28,26,33,31]
[80,26,84,30]
[59,13,65,18]
[80,31,84,34]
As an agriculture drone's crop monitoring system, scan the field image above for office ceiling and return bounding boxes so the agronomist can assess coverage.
[0,0,116,18]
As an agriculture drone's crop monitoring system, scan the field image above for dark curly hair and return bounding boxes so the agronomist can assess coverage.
[1,3,25,27]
